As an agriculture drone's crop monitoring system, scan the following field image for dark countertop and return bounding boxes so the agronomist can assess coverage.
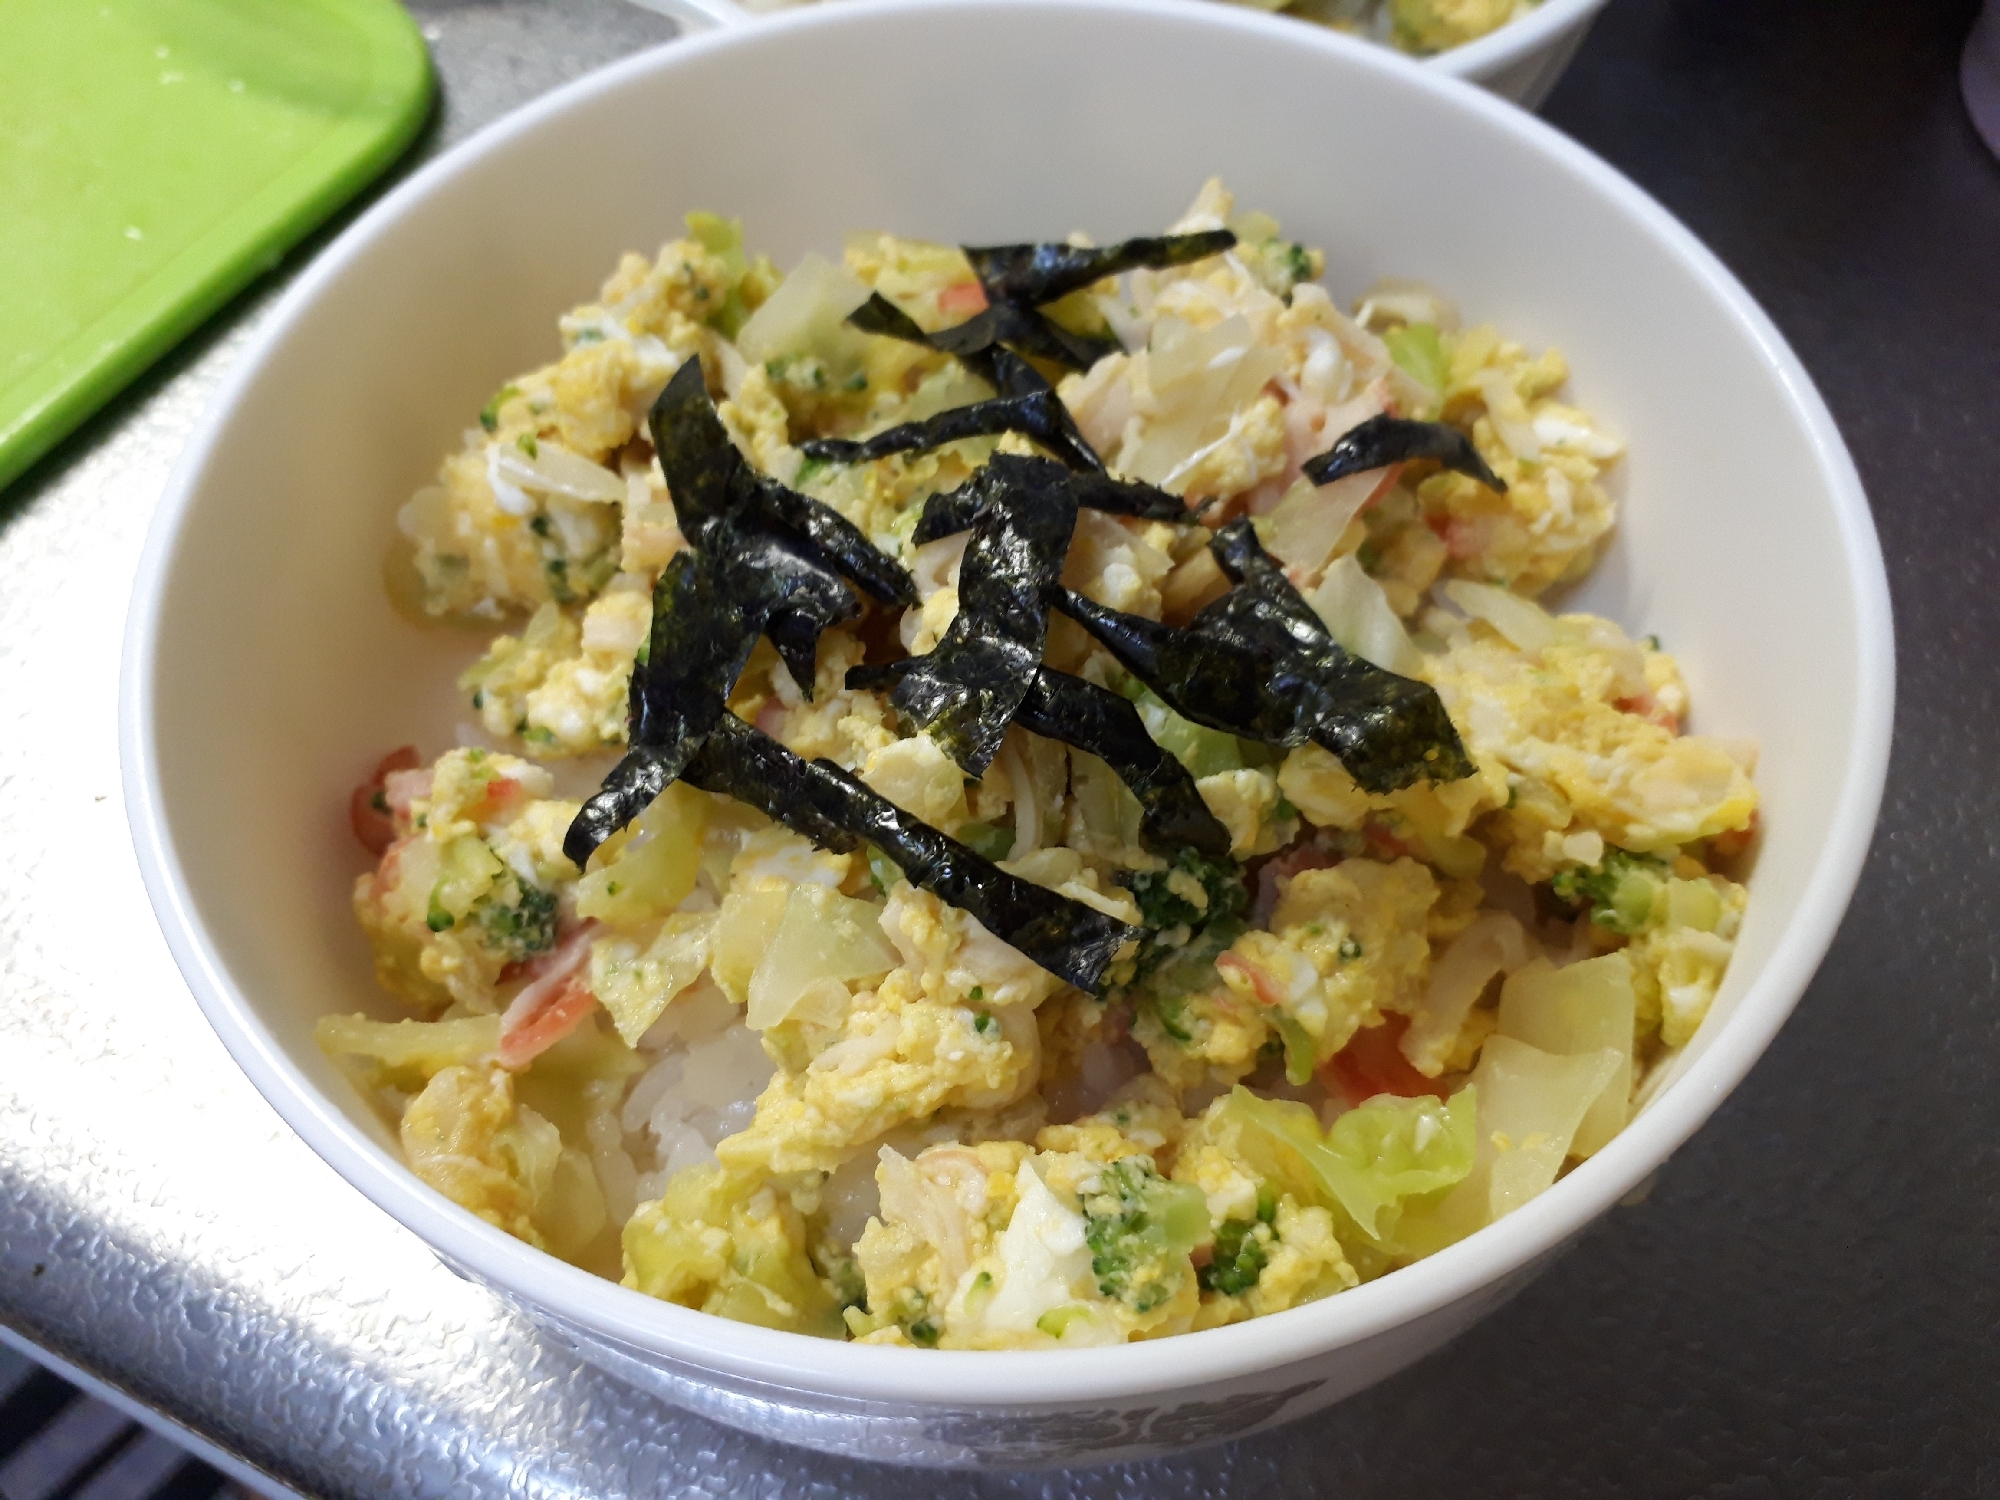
[1,1,1992,1493]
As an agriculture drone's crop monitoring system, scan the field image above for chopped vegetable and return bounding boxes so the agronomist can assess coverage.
[473,882,559,964]
[624,1163,845,1337]
[957,821,1017,862]
[314,1013,502,1083]
[1124,847,1247,935]
[1399,1037,1623,1254]
[1056,520,1472,794]
[477,384,520,434]
[1552,848,1673,933]
[1080,1158,1208,1313]
[745,884,899,1031]
[1383,323,1448,399]
[589,913,714,1046]
[1495,952,1635,1157]
[1225,1084,1476,1243]
[683,715,1137,993]
[1197,1217,1268,1295]
[574,782,708,925]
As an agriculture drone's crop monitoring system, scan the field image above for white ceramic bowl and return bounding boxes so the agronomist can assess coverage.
[122,0,1892,1469]
[642,0,1608,107]
[1424,0,1607,106]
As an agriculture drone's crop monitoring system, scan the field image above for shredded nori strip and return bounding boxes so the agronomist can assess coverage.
[799,380,1104,472]
[1303,413,1507,493]
[847,290,1111,378]
[1194,517,1334,656]
[685,715,1136,992]
[565,358,1133,991]
[564,544,789,867]
[847,454,1231,857]
[928,301,1119,373]
[1015,670,1229,859]
[799,334,1104,472]
[564,746,685,872]
[911,453,1183,545]
[811,229,1237,470]
[1059,468,1194,525]
[653,358,916,610]
[565,360,915,869]
[1052,521,1472,794]
[963,229,1236,307]
[852,230,1233,380]
[853,458,1077,776]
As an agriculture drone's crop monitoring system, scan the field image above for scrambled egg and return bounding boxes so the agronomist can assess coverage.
[1386,0,1538,53]
[352,748,578,1012]
[331,184,1762,1349]
[1423,611,1756,881]
[1220,857,1440,1063]
[400,1064,561,1248]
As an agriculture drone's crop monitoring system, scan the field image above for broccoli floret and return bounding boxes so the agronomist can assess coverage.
[956,820,1016,863]
[1238,238,1321,300]
[1081,1159,1209,1315]
[1552,848,1671,935]
[1125,848,1248,934]
[478,383,520,433]
[473,882,558,962]
[863,844,901,896]
[1198,1218,1270,1296]
[1121,850,1250,1041]
[823,1257,866,1311]
[1137,917,1246,1042]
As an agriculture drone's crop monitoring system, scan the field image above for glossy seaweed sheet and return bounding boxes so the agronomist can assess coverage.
[570,285,1478,989]
[684,715,1137,994]
[1014,669,1231,859]
[850,453,1232,858]
[850,290,1115,377]
[1054,520,1473,794]
[1303,413,1507,493]
[564,358,914,866]
[800,323,1103,472]
[564,359,1137,991]
[962,229,1237,308]
[798,374,1104,472]
[801,230,1239,472]
[910,457,1186,543]
[848,458,1076,776]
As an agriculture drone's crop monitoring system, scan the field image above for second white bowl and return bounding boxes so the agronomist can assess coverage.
[638,0,1611,107]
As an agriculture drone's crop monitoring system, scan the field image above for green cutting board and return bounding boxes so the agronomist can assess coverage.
[0,0,434,493]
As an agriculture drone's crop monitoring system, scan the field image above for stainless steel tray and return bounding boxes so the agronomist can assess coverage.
[3,2,1993,1495]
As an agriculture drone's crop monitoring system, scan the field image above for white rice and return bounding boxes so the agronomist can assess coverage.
[616,980,776,1205]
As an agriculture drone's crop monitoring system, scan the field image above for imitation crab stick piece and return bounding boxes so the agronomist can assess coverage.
[496,922,601,1070]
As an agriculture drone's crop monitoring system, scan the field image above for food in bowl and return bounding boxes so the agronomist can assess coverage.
[319,179,1759,1350]
[737,0,1545,56]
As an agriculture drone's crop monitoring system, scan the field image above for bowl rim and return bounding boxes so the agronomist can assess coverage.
[662,0,1613,84]
[120,0,1893,1410]
[1424,0,1612,83]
